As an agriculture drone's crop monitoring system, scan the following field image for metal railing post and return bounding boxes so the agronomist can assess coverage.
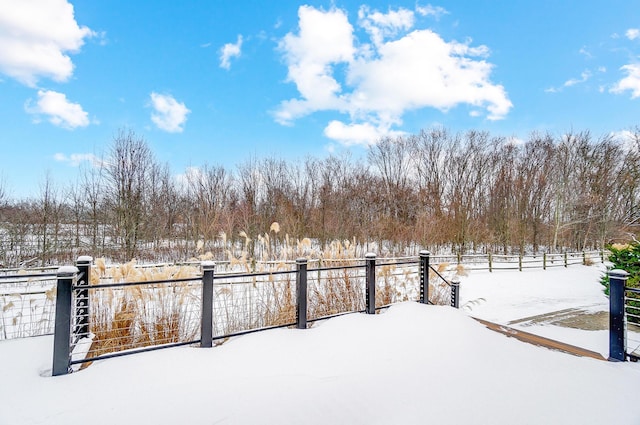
[75,256,92,338]
[419,250,430,304]
[201,261,215,348]
[450,277,460,309]
[488,252,493,272]
[296,258,308,329]
[52,266,78,376]
[543,253,547,270]
[608,269,628,361]
[365,253,376,314]
[564,252,568,267]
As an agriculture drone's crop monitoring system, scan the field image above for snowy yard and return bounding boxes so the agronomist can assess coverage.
[1,264,639,424]
[461,264,610,354]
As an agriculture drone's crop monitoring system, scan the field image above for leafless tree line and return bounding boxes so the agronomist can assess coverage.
[1,127,639,266]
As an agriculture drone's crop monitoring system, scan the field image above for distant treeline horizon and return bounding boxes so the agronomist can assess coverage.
[1,126,639,265]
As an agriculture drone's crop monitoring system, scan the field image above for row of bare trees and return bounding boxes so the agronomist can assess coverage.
[1,127,639,266]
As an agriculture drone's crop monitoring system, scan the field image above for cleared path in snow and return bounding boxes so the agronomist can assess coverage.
[473,317,607,361]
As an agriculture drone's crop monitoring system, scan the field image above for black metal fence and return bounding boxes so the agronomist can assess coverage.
[608,269,640,362]
[1,249,613,374]
[0,270,58,339]
[50,251,457,375]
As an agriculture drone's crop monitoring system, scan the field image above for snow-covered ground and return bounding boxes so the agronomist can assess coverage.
[459,263,638,356]
[1,264,639,425]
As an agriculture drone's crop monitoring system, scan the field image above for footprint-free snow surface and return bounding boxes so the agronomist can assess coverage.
[1,265,639,424]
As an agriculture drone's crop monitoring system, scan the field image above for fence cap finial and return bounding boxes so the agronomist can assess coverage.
[419,250,430,256]
[365,252,376,259]
[201,261,215,269]
[57,266,79,276]
[608,269,630,278]
[296,257,308,264]
[77,255,93,263]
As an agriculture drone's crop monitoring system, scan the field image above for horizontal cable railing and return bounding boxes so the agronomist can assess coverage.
[625,287,640,361]
[50,253,459,374]
[0,249,610,373]
[0,272,59,340]
[2,250,603,343]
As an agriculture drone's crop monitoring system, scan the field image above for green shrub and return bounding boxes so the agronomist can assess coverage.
[602,243,640,324]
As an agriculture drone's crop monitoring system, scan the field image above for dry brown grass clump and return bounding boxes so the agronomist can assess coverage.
[0,276,58,340]
[310,267,364,318]
[80,232,449,360]
[86,261,201,358]
[428,263,456,305]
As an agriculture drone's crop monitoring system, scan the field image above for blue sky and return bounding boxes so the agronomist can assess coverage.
[1,0,639,198]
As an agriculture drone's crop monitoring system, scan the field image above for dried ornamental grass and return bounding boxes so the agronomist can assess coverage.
[87,262,201,358]
[77,232,435,359]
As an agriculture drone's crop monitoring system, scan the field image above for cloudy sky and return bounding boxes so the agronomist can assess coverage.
[1,0,639,197]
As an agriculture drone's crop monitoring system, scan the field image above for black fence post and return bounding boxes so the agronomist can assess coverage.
[365,253,376,314]
[450,277,460,309]
[609,269,628,362]
[419,250,430,304]
[201,261,215,348]
[296,258,308,329]
[564,252,568,267]
[75,256,92,338]
[52,266,78,376]
[488,253,493,272]
[543,253,547,270]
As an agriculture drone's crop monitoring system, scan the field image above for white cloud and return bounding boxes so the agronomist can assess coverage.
[358,6,415,47]
[174,166,203,189]
[564,70,592,87]
[275,5,355,125]
[610,63,640,98]
[219,35,243,70]
[626,28,640,40]
[579,46,593,58]
[610,130,640,152]
[149,92,190,133]
[275,5,511,146]
[25,90,89,129]
[53,152,102,167]
[323,120,405,146]
[0,0,94,86]
[506,136,525,147]
[415,4,449,19]
[546,68,604,93]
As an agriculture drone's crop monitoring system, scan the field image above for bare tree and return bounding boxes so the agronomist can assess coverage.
[513,133,554,253]
[0,175,7,209]
[367,136,416,225]
[36,172,62,265]
[487,140,517,254]
[79,159,107,255]
[185,163,232,251]
[442,131,492,253]
[618,129,640,236]
[104,129,154,260]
